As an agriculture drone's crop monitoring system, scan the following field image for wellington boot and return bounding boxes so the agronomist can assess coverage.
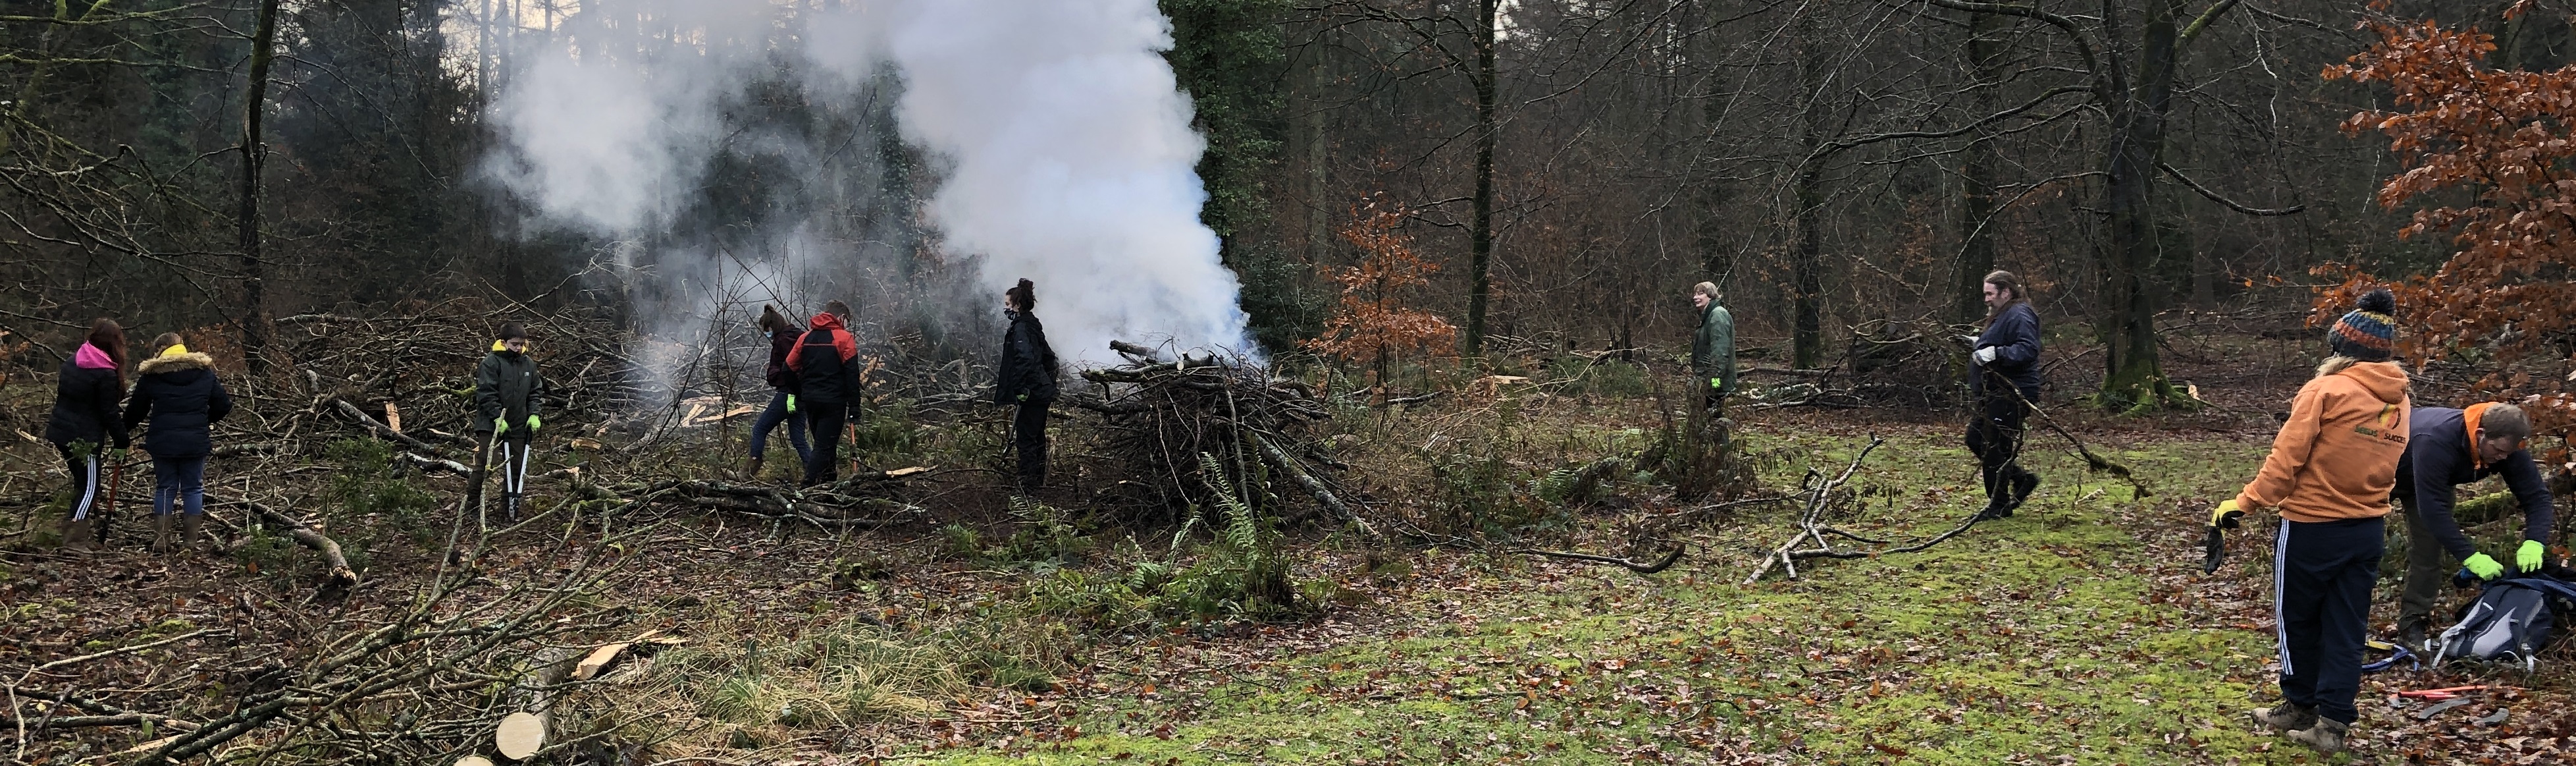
[2286,718,2348,753]
[2007,470,2041,510]
[182,514,207,553]
[151,514,176,554]
[61,516,95,549]
[2251,701,2316,732]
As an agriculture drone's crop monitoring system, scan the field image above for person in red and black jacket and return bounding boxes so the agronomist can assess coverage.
[44,318,130,549]
[744,304,812,479]
[787,300,862,487]
[995,279,1061,493]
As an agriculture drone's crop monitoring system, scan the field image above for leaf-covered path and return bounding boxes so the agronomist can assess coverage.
[914,428,2571,765]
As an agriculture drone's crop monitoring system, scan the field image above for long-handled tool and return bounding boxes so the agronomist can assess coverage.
[98,453,124,543]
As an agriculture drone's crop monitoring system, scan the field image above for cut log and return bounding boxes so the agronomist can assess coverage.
[455,757,494,766]
[494,711,545,760]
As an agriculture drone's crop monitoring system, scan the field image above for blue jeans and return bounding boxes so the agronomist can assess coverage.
[750,391,811,464]
[153,454,207,517]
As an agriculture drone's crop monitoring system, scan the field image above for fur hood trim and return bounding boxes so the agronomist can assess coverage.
[137,352,215,375]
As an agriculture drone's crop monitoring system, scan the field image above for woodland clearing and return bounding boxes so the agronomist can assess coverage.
[1,310,2568,765]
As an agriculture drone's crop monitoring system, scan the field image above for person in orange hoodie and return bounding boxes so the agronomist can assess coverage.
[2215,288,2409,754]
[787,300,861,487]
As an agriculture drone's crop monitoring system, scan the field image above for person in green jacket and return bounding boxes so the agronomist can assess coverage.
[473,323,546,522]
[1691,281,1736,413]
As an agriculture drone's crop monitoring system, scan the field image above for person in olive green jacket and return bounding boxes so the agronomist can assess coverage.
[1690,281,1735,413]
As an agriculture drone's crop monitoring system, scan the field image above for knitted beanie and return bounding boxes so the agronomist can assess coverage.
[2327,288,2397,362]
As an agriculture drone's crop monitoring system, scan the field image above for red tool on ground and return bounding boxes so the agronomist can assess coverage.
[2396,684,2487,701]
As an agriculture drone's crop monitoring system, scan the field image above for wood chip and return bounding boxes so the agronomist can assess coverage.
[885,466,930,478]
[572,643,629,681]
[384,402,402,432]
[456,757,494,766]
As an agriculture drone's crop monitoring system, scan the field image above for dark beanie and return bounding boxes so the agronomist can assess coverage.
[2327,288,2397,362]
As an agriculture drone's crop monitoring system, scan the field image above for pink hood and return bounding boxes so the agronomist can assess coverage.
[74,342,115,369]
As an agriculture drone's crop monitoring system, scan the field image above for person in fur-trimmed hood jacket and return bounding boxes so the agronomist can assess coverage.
[124,333,232,552]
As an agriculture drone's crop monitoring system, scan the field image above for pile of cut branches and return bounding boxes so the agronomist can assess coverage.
[1069,341,1363,534]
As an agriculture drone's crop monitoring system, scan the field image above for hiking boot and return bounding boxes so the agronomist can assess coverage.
[2007,470,2040,510]
[182,514,207,553]
[740,456,762,481]
[61,516,94,549]
[2286,717,2348,753]
[2251,701,2317,732]
[151,514,175,554]
[1974,495,2014,521]
[2397,623,2431,653]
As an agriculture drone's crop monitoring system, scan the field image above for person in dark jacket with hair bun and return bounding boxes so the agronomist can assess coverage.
[995,279,1060,493]
[744,304,811,479]
[1967,270,2043,520]
[124,332,232,553]
[45,318,130,549]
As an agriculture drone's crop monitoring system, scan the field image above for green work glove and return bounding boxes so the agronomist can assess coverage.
[2208,499,2243,530]
[525,414,542,433]
[493,419,509,436]
[1710,377,1723,390]
[2465,552,2506,581]
[2519,539,2546,573]
[786,394,798,414]
[1016,393,1029,403]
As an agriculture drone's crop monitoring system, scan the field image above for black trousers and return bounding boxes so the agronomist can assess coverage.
[1963,390,2030,505]
[57,445,101,522]
[802,401,849,487]
[1013,400,1049,492]
[2275,516,2384,725]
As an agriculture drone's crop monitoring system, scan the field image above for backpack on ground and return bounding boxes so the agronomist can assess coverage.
[2433,572,2576,672]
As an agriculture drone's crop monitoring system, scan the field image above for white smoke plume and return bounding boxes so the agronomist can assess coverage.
[481,0,1251,368]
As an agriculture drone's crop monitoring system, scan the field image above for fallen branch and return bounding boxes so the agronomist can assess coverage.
[334,398,452,458]
[1252,433,1374,539]
[1512,545,1685,574]
[240,499,359,589]
[2006,386,2151,498]
[1745,437,1883,584]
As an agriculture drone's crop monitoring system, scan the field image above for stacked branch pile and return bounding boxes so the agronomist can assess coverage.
[1070,341,1365,534]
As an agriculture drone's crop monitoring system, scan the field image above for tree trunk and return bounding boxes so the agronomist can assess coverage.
[238,0,282,372]
[1791,21,1825,369]
[2095,0,2181,406]
[1464,0,1497,357]
[1957,11,2001,323]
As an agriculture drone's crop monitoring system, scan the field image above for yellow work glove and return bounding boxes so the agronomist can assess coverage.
[2464,552,2506,581]
[493,420,509,436]
[2208,499,2243,530]
[2519,539,2546,573]
[525,414,542,433]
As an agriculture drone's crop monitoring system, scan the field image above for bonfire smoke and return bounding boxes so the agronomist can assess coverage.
[481,0,1251,374]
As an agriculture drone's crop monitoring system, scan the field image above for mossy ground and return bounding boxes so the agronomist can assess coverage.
[898,423,2563,765]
